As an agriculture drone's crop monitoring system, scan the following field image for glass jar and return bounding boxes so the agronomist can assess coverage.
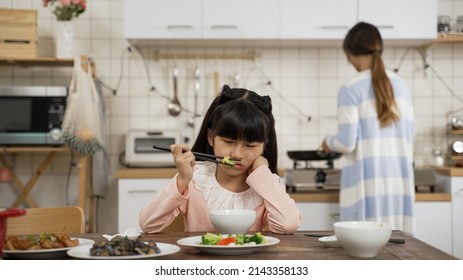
[438,15,451,33]
[432,149,444,166]
[454,15,463,34]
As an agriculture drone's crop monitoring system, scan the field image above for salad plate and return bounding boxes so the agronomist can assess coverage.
[177,235,280,255]
[3,238,94,259]
[67,242,181,260]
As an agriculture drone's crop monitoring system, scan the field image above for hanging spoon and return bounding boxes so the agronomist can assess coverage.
[168,65,182,116]
[188,67,201,128]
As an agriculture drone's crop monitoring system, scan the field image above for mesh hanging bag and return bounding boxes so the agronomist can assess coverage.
[62,56,104,156]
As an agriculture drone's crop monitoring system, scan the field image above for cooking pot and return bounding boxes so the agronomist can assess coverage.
[0,208,26,256]
[287,150,342,161]
[450,117,463,129]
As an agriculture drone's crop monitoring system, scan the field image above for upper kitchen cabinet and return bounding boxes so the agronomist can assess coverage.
[358,0,437,40]
[124,0,202,39]
[280,0,357,40]
[124,0,278,41]
[280,0,437,43]
[202,0,279,39]
[124,0,437,45]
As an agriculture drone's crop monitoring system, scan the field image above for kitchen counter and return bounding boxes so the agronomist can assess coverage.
[116,168,178,179]
[434,166,463,176]
[290,191,451,202]
[117,168,451,202]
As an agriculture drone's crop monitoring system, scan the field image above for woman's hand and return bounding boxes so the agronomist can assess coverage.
[249,155,269,174]
[321,139,331,153]
[170,144,194,194]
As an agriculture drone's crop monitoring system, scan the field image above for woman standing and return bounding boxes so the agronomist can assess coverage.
[321,22,415,234]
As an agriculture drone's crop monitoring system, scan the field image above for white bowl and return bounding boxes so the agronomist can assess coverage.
[334,221,392,258]
[209,209,256,234]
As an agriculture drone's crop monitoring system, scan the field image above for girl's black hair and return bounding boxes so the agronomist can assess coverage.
[192,85,278,173]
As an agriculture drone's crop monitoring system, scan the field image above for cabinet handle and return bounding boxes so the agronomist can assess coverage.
[377,25,394,29]
[127,190,158,194]
[321,25,349,30]
[455,188,463,196]
[330,213,340,220]
[210,25,238,30]
[166,25,194,29]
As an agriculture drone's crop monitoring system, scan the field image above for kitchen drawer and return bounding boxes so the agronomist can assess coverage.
[296,202,339,230]
[118,178,170,232]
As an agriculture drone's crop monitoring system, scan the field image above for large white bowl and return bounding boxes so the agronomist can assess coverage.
[334,221,392,258]
[209,209,256,234]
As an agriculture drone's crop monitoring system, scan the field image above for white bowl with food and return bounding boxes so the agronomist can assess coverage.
[209,209,256,234]
[334,221,392,258]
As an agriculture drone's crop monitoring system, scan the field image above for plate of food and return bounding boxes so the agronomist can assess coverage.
[3,232,94,259]
[177,232,280,255]
[67,237,181,260]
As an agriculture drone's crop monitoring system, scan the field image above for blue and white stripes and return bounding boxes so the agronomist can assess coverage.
[326,70,415,234]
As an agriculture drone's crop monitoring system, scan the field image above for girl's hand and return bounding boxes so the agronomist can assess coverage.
[249,155,269,174]
[170,144,194,193]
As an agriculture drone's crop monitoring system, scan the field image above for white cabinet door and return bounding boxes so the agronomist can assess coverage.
[118,178,170,232]
[280,0,357,39]
[202,0,279,39]
[414,201,452,255]
[124,0,202,39]
[296,202,340,230]
[450,178,463,259]
[358,0,437,39]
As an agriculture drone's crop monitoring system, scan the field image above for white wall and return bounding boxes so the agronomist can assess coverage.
[1,0,462,233]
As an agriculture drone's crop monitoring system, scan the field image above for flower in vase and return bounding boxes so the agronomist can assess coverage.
[43,0,86,21]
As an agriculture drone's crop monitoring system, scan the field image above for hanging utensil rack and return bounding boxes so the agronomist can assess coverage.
[151,50,259,61]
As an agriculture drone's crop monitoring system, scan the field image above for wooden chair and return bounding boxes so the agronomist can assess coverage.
[163,213,185,232]
[6,206,85,235]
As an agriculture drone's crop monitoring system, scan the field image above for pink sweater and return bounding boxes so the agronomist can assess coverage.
[139,165,302,234]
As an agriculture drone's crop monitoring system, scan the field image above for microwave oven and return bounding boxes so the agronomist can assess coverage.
[125,130,184,167]
[0,86,67,145]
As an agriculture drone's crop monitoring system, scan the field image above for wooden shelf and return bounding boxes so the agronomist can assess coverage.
[435,33,463,43]
[450,155,463,161]
[0,146,69,153]
[449,129,463,135]
[0,57,74,67]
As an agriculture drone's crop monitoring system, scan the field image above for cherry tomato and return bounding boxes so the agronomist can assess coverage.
[216,237,236,245]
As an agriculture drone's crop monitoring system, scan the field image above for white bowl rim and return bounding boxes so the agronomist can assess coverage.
[334,221,392,229]
[209,209,256,215]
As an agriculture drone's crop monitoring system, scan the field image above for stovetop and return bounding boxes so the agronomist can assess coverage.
[284,168,341,193]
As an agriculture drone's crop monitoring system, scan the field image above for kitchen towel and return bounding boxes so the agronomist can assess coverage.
[91,81,109,198]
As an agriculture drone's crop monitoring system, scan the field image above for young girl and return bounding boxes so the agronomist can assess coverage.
[139,85,302,234]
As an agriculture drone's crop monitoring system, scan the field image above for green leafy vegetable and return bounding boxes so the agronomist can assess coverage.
[221,156,236,167]
[201,232,223,245]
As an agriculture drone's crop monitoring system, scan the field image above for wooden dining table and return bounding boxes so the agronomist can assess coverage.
[64,230,458,260]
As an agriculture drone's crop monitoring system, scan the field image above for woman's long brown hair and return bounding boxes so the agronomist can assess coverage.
[343,22,399,128]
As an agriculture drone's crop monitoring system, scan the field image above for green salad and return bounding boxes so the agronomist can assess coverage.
[201,232,266,246]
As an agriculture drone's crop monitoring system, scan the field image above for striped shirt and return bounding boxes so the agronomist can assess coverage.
[326,69,416,234]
